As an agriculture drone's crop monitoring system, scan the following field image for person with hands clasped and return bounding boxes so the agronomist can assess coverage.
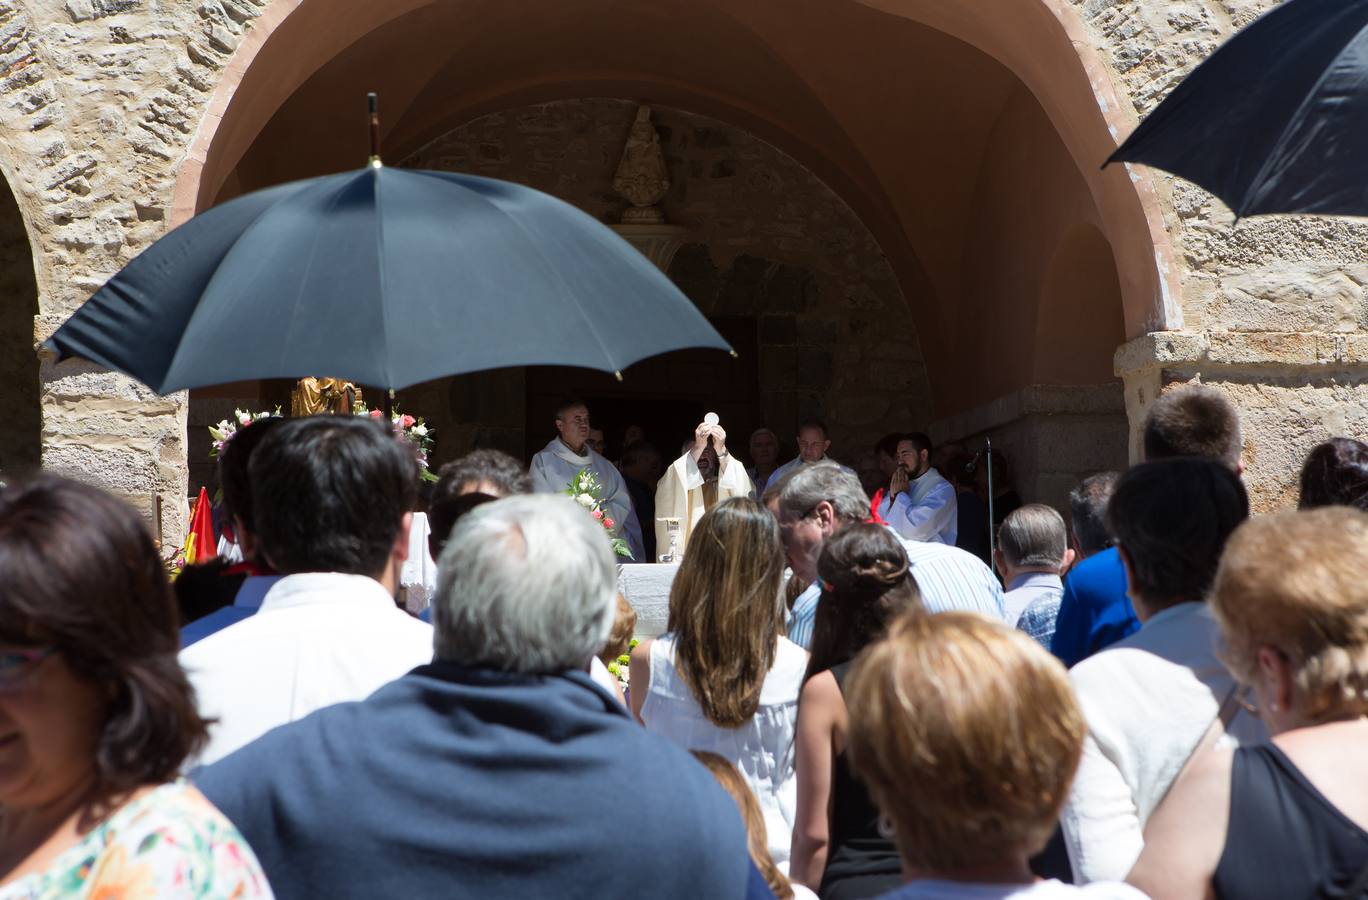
[655,415,754,557]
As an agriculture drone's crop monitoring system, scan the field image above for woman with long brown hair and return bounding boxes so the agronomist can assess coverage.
[790,523,922,899]
[630,497,807,871]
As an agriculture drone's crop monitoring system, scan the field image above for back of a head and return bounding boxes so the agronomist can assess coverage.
[667,497,786,728]
[1143,384,1243,469]
[845,611,1084,873]
[1068,472,1119,557]
[433,448,533,501]
[690,751,793,900]
[428,492,498,561]
[1211,507,1368,721]
[809,523,921,678]
[998,504,1067,570]
[776,462,870,524]
[1106,458,1249,611]
[218,415,287,536]
[1298,438,1368,511]
[249,416,418,576]
[433,494,616,673]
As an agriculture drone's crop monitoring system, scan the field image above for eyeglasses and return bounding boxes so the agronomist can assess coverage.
[0,647,56,690]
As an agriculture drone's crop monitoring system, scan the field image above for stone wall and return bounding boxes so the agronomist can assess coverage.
[0,0,267,539]
[399,99,932,466]
[1070,0,1368,509]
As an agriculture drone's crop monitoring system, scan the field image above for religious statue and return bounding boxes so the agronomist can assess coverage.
[612,105,671,224]
[291,377,363,416]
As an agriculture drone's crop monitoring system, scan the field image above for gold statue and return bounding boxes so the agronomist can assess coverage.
[291,377,363,416]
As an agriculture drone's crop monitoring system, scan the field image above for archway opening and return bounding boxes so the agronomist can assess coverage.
[0,175,39,477]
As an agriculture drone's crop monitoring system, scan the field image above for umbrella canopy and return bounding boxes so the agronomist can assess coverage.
[44,166,731,392]
[1107,0,1368,218]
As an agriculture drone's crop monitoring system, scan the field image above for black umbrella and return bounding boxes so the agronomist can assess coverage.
[44,156,729,398]
[1107,0,1368,218]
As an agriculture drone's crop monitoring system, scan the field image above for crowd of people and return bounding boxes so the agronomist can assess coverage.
[2,383,1367,899]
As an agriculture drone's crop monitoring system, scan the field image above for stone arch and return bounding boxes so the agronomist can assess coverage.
[1034,224,1124,385]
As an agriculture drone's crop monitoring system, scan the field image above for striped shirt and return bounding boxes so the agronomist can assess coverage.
[786,533,1006,651]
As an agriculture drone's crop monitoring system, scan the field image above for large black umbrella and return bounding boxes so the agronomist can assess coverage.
[44,165,730,394]
[1107,0,1368,218]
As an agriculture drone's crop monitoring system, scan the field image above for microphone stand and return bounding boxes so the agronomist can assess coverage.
[986,437,996,560]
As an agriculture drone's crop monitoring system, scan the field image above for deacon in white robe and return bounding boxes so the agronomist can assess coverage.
[877,434,957,545]
[655,420,753,555]
[529,400,645,560]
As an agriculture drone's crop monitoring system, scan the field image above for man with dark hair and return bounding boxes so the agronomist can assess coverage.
[1052,385,1244,670]
[1061,459,1262,883]
[181,416,433,765]
[1142,384,1244,471]
[763,419,854,493]
[1050,472,1132,667]
[877,432,957,544]
[428,449,533,561]
[530,398,644,560]
[177,415,287,637]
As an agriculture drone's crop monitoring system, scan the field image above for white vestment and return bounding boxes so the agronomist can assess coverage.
[530,438,645,561]
[878,466,958,544]
[654,453,754,555]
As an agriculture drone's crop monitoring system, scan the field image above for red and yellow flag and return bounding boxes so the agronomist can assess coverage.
[183,486,217,566]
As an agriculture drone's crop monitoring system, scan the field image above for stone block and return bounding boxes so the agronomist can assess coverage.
[764,264,816,313]
[834,395,890,428]
[760,346,796,389]
[758,314,796,345]
[762,392,797,435]
[667,243,719,313]
[868,361,917,392]
[796,316,838,346]
[716,254,769,315]
[795,348,833,389]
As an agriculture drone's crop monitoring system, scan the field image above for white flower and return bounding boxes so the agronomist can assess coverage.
[411,424,427,436]
[236,410,252,425]
[574,493,596,510]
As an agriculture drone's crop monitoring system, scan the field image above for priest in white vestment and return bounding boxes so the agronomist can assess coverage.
[878,433,957,544]
[655,420,753,556]
[530,399,645,560]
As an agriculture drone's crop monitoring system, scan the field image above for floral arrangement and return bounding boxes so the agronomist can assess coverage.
[207,408,280,459]
[355,402,437,482]
[566,467,632,558]
[606,638,639,688]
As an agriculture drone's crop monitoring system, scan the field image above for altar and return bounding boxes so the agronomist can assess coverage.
[616,562,679,637]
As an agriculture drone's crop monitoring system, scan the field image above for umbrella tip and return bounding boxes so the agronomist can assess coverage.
[729,350,739,359]
[614,370,624,382]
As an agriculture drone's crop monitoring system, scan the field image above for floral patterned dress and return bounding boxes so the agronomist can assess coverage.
[0,780,271,899]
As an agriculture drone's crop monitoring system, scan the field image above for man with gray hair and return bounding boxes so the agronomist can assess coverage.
[767,462,1004,648]
[195,494,765,899]
[994,504,1074,647]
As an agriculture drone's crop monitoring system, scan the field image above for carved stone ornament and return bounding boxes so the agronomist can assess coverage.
[612,105,670,224]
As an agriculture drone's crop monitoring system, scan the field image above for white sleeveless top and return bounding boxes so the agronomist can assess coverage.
[641,634,808,870]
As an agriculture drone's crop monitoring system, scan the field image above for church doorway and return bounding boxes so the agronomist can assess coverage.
[0,175,39,477]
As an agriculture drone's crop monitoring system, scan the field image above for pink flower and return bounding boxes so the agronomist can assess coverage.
[401,414,416,428]
[604,517,615,529]
[369,410,382,419]
[592,508,604,520]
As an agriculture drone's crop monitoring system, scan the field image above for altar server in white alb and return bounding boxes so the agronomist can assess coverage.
[878,432,957,545]
[530,398,645,560]
[655,415,753,556]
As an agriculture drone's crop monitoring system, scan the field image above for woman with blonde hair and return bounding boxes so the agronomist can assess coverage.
[790,524,920,898]
[845,611,1144,899]
[1129,507,1368,899]
[631,497,807,871]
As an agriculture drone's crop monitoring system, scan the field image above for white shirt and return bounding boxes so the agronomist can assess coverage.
[879,467,957,545]
[762,455,855,494]
[641,634,808,872]
[399,512,437,615]
[1061,602,1266,883]
[653,452,753,557]
[878,879,1148,900]
[180,572,434,766]
[530,438,645,561]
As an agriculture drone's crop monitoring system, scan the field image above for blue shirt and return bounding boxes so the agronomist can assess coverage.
[1049,547,1139,668]
[787,582,822,649]
[179,575,281,649]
